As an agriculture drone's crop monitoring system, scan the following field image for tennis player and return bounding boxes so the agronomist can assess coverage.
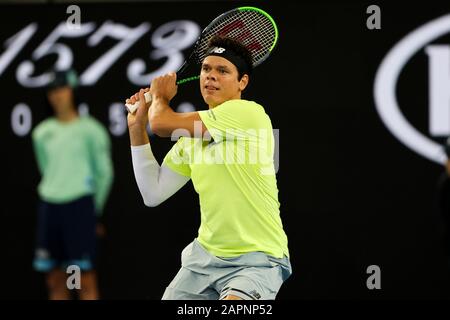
[126,35,291,300]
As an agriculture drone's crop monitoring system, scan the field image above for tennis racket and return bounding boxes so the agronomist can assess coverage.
[125,6,279,113]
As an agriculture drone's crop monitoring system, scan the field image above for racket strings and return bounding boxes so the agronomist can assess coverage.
[195,10,276,67]
[238,11,276,65]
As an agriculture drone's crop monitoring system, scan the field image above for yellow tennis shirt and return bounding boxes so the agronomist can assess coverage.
[163,99,289,258]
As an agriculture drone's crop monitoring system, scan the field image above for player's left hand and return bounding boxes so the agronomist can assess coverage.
[149,72,178,103]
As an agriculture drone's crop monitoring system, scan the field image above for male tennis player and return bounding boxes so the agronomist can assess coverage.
[126,35,291,300]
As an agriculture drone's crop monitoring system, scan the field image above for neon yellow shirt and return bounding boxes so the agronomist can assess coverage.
[32,116,113,215]
[163,99,289,258]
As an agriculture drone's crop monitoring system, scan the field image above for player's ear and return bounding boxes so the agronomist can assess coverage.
[239,74,249,92]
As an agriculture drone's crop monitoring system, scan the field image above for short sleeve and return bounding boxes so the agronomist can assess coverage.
[198,100,266,142]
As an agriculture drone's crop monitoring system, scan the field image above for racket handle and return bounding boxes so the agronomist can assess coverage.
[125,91,152,114]
[124,75,199,113]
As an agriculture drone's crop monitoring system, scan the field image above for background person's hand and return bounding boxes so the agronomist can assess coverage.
[446,160,450,176]
[96,223,106,239]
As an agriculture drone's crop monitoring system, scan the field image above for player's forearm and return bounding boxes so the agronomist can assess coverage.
[148,97,175,137]
[128,124,150,146]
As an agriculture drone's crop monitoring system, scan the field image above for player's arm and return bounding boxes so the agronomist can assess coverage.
[126,88,151,146]
[131,144,190,207]
[126,88,190,207]
[150,102,207,138]
[148,72,208,138]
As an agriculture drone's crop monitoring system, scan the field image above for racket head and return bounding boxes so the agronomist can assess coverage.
[193,6,279,68]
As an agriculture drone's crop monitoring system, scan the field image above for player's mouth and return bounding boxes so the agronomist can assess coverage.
[204,84,219,91]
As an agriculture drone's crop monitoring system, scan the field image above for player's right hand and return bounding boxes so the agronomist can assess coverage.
[126,88,150,129]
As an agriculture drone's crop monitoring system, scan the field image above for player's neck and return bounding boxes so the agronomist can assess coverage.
[209,95,242,109]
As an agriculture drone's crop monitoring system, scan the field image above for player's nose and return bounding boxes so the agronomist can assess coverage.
[206,73,217,81]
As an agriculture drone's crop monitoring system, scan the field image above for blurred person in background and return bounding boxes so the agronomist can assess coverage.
[32,69,114,300]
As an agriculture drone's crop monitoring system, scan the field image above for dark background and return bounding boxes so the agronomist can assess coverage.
[1,0,450,300]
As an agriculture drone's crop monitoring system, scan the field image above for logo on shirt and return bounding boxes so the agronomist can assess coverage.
[249,289,261,299]
[207,109,217,120]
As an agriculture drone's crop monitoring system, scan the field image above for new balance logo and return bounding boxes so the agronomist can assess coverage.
[249,289,261,299]
[211,47,226,54]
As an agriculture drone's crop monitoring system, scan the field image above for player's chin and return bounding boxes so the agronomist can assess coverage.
[202,94,222,107]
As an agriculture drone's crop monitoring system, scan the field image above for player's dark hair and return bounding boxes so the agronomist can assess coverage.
[207,35,253,80]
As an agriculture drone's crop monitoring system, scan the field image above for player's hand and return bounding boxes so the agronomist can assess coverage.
[149,72,178,103]
[126,88,150,129]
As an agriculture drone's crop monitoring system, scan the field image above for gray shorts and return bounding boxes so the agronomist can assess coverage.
[162,239,292,300]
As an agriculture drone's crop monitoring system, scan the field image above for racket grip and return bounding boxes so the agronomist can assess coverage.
[125,91,153,114]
